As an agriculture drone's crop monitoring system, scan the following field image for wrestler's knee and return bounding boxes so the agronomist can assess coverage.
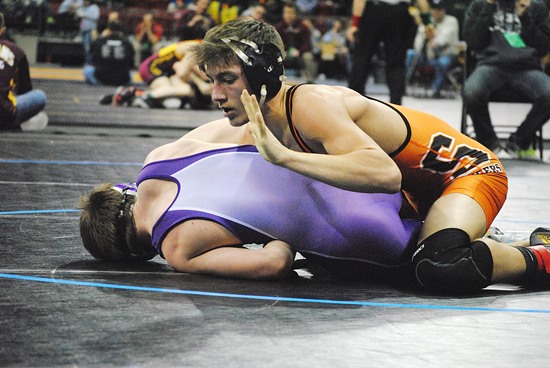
[411,228,493,294]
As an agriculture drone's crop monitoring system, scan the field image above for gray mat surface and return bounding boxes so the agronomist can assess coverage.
[2,76,550,367]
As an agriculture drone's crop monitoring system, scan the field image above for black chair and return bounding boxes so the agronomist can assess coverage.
[460,49,545,160]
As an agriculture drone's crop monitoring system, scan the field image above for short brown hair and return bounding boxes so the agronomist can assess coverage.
[79,183,155,262]
[192,18,285,70]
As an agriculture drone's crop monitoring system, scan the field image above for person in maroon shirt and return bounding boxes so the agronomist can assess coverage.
[173,0,214,41]
[274,3,318,83]
[0,12,47,131]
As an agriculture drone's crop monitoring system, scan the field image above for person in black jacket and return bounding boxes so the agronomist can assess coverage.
[83,21,135,86]
[462,0,550,158]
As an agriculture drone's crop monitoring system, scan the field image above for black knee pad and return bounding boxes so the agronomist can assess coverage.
[412,228,493,294]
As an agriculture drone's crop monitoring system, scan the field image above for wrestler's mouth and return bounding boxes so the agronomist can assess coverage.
[221,106,234,117]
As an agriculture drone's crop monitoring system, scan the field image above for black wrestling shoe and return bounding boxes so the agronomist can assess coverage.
[99,94,113,105]
[132,94,163,109]
[112,86,137,106]
[530,227,550,247]
[528,228,550,279]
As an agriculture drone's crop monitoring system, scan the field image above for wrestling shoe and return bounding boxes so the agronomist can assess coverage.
[486,227,529,243]
[132,94,163,109]
[504,137,539,161]
[528,227,550,280]
[99,94,113,105]
[517,147,538,161]
[112,86,137,106]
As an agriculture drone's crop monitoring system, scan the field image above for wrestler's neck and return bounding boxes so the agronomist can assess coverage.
[261,83,290,127]
[132,199,152,236]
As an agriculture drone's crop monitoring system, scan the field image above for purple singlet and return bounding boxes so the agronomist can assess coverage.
[137,145,421,267]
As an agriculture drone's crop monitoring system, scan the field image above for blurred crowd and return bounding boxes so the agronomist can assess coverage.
[1,0,548,100]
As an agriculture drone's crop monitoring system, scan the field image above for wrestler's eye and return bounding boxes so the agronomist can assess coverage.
[222,76,238,85]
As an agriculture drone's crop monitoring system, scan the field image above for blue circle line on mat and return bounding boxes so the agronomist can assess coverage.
[1,272,549,314]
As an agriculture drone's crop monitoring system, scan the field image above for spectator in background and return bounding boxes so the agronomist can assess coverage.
[84,21,135,86]
[77,0,100,64]
[167,0,186,13]
[406,0,459,98]
[135,13,164,63]
[207,0,241,25]
[462,0,550,158]
[347,0,433,105]
[54,0,82,36]
[296,0,319,15]
[174,0,214,40]
[100,10,121,36]
[319,18,349,80]
[18,0,51,35]
[261,0,283,24]
[240,2,266,20]
[275,3,318,83]
[0,12,47,131]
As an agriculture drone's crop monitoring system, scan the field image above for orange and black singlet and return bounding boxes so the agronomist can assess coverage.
[284,85,508,223]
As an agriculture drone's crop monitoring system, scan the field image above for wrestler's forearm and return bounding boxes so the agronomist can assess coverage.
[271,147,402,194]
[169,241,296,280]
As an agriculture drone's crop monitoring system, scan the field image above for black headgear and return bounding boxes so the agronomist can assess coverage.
[222,38,284,105]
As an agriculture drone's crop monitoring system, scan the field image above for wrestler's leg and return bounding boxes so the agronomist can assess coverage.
[147,75,193,100]
[417,193,527,285]
[149,76,171,90]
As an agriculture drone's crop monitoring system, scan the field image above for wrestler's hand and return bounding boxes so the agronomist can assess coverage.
[241,89,288,165]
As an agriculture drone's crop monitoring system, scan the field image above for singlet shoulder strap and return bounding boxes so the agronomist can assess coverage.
[285,84,316,153]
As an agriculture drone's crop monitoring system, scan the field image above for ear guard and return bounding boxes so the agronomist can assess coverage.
[222,38,284,105]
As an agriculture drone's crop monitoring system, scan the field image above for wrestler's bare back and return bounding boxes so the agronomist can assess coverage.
[286,84,408,155]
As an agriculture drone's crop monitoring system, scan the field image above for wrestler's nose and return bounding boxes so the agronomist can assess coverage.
[211,82,226,103]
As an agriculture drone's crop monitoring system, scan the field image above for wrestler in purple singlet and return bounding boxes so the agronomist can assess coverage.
[137,145,422,273]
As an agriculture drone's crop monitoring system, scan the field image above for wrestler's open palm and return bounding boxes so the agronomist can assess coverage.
[241,90,288,165]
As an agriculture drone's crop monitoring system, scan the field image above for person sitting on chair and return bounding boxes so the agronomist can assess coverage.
[462,0,550,158]
[406,0,460,98]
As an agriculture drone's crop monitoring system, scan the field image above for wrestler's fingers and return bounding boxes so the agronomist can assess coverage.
[240,91,255,119]
[241,90,261,118]
[241,90,258,123]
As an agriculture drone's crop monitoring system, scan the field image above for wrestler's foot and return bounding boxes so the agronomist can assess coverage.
[132,94,163,109]
[99,94,113,105]
[112,86,136,106]
[530,228,550,247]
[528,227,550,281]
